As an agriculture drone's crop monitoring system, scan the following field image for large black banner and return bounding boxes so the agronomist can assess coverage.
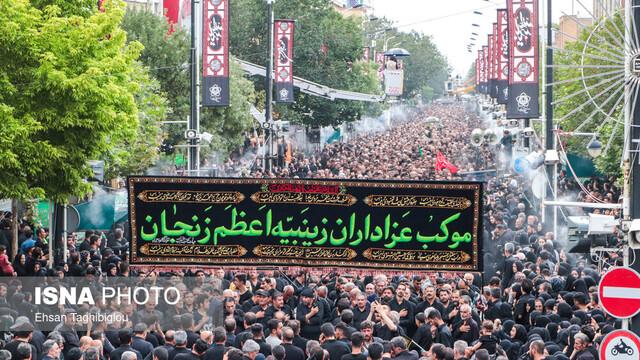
[128,177,482,271]
[507,0,539,118]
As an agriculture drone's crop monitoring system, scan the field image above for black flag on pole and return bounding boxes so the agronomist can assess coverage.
[274,20,295,103]
[507,0,539,118]
[203,0,230,107]
[497,9,509,104]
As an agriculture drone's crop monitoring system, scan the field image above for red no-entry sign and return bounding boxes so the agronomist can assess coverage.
[598,267,640,319]
[599,330,640,360]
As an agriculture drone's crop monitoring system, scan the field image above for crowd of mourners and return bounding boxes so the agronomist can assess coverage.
[0,103,628,360]
[248,105,494,180]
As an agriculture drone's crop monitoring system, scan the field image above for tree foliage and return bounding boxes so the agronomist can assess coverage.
[122,10,256,162]
[0,0,143,201]
[121,10,190,143]
[554,13,624,176]
[103,61,166,180]
[230,0,383,127]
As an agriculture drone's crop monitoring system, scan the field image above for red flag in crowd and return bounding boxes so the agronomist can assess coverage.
[435,151,458,174]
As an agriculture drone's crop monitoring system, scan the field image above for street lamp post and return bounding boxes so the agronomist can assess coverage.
[264,0,275,173]
[383,35,396,52]
[188,0,201,176]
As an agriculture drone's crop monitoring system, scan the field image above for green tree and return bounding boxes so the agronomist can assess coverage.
[121,10,191,144]
[200,58,257,158]
[554,13,624,176]
[123,10,256,162]
[0,0,143,201]
[231,0,382,127]
[103,61,166,180]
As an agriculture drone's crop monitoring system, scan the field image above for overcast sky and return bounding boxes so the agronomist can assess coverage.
[372,0,594,76]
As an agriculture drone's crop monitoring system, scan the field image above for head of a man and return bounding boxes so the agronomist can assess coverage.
[43,340,61,360]
[389,337,406,357]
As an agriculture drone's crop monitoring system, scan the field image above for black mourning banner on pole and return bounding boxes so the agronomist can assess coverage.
[482,45,488,94]
[274,20,295,103]
[497,9,509,104]
[507,0,540,118]
[203,0,230,107]
[128,177,483,271]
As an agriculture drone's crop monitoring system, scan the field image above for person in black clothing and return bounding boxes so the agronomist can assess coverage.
[234,274,253,305]
[249,323,271,357]
[388,337,418,360]
[470,321,498,356]
[287,320,309,355]
[203,327,227,360]
[514,279,535,328]
[340,332,366,360]
[5,322,38,360]
[500,243,517,289]
[426,309,453,348]
[415,286,445,319]
[234,313,258,350]
[153,348,169,360]
[169,331,191,360]
[296,288,324,340]
[451,304,479,345]
[249,290,271,326]
[110,330,143,360]
[352,294,370,330]
[224,318,237,347]
[437,286,456,325]
[265,292,292,322]
[174,340,208,360]
[320,323,350,360]
[132,323,154,359]
[281,327,305,360]
[224,297,245,332]
[370,302,402,341]
[411,313,432,355]
[388,283,415,336]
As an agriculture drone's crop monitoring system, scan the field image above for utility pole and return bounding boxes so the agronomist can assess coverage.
[630,0,640,335]
[264,0,275,173]
[545,0,556,235]
[188,0,200,176]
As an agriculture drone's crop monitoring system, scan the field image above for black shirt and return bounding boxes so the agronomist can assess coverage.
[169,347,191,360]
[374,323,403,341]
[175,353,202,360]
[282,343,305,360]
[203,344,226,360]
[341,354,366,360]
[322,339,351,360]
[5,340,38,360]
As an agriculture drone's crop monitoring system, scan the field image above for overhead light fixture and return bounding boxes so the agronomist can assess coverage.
[472,32,479,36]
[587,136,602,158]
[474,11,483,15]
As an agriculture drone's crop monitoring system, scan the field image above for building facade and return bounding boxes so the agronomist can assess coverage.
[555,15,593,49]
